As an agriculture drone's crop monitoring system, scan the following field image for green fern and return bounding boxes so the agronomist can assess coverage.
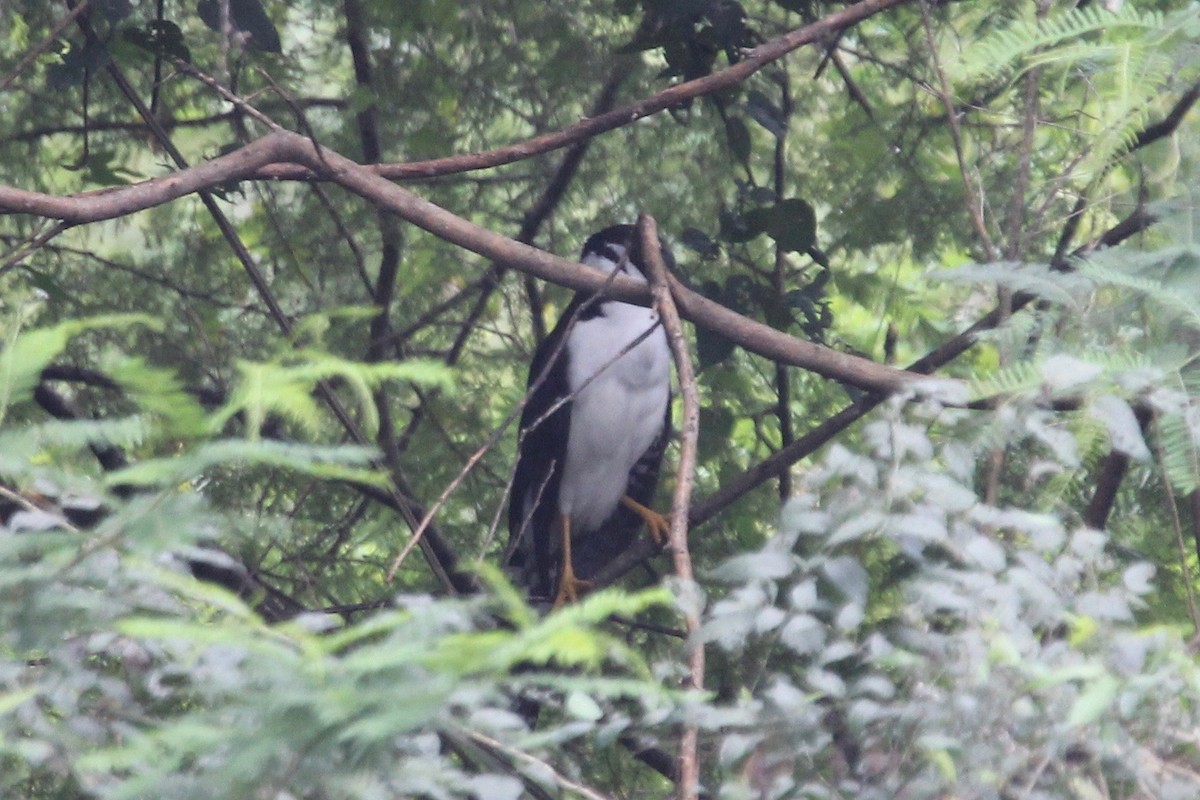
[1157,410,1200,495]
[107,439,386,489]
[0,314,159,425]
[970,347,1167,402]
[1082,252,1200,328]
[952,4,1197,180]
[969,359,1044,400]
[105,356,209,438]
[1076,46,1176,180]
[954,4,1168,81]
[0,416,152,473]
[210,354,454,440]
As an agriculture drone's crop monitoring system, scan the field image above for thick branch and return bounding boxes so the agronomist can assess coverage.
[1132,79,1200,152]
[0,130,924,395]
[1083,405,1153,530]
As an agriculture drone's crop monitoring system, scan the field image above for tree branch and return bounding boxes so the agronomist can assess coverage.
[0,128,925,395]
[589,199,1165,589]
[638,214,704,800]
[1132,79,1200,152]
[244,0,914,182]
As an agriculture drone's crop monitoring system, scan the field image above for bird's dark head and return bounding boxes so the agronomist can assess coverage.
[580,224,675,280]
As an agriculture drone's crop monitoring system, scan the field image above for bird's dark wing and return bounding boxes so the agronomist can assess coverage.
[504,305,582,600]
[572,397,671,582]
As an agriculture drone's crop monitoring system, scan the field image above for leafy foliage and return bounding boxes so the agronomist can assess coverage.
[706,402,1200,799]
[2,0,1200,797]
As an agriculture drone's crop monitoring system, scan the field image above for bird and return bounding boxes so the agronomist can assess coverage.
[505,224,673,607]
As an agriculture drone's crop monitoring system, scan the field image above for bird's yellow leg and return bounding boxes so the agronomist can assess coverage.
[621,496,672,546]
[553,514,592,608]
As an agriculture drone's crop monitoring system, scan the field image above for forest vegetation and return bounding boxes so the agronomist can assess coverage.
[1,0,1200,797]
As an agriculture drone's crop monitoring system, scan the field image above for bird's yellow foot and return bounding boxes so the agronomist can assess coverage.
[552,568,593,608]
[621,496,672,546]
[552,512,592,608]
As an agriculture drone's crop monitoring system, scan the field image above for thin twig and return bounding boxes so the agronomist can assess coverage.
[638,214,703,800]
[465,730,617,800]
[1153,421,1200,635]
[0,487,78,532]
[0,222,71,279]
[171,60,282,131]
[920,0,998,260]
[245,0,914,182]
[0,0,90,93]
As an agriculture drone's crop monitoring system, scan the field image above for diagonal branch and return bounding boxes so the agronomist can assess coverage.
[588,201,1165,589]
[0,129,925,395]
[0,0,92,93]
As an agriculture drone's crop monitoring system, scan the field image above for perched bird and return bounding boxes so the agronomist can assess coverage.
[506,224,673,606]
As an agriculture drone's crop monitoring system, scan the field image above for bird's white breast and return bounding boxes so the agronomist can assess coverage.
[558,301,670,532]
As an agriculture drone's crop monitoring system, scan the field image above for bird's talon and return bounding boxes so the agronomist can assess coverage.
[553,573,592,608]
[649,513,671,546]
[621,496,672,547]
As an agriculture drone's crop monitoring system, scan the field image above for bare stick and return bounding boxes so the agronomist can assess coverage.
[638,214,704,800]
[466,731,617,800]
[0,222,70,278]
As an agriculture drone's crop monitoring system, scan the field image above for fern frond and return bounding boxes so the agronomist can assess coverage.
[211,355,454,440]
[955,4,1166,81]
[0,314,159,424]
[970,360,1044,400]
[107,439,385,489]
[1157,410,1200,495]
[970,347,1167,403]
[0,416,152,473]
[1075,47,1175,180]
[937,262,1089,308]
[1082,251,1200,328]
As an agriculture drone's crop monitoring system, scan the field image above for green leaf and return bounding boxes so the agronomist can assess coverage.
[106,356,209,437]
[681,227,721,260]
[1067,674,1120,726]
[744,89,788,138]
[0,687,37,719]
[1087,394,1150,461]
[724,116,751,168]
[922,741,958,782]
[106,439,384,488]
[210,353,452,440]
[122,20,191,62]
[743,198,817,253]
[196,0,282,53]
[565,691,604,721]
[0,314,158,423]
[16,265,70,303]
